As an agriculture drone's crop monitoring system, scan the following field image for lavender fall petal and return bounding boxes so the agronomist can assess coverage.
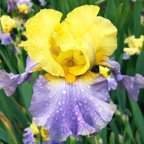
[107,60,144,101]
[26,56,38,72]
[122,74,144,101]
[30,74,116,141]
[23,127,34,144]
[107,77,117,90]
[0,57,38,96]
[0,32,13,45]
[0,71,30,96]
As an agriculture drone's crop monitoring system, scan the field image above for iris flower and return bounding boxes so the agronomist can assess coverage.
[123,35,144,60]
[23,122,50,144]
[0,15,16,45]
[7,0,32,14]
[17,0,33,14]
[1,5,144,142]
[20,5,117,140]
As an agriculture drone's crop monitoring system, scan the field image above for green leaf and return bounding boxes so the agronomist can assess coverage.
[0,112,18,144]
[0,128,9,143]
[110,132,115,144]
[130,99,144,143]
[134,0,143,37]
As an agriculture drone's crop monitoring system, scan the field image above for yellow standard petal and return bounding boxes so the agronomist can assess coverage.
[0,15,16,33]
[65,5,117,65]
[21,9,65,77]
[124,47,140,55]
[124,35,144,51]
[85,17,117,64]
[17,4,30,14]
[66,5,100,33]
[53,21,96,78]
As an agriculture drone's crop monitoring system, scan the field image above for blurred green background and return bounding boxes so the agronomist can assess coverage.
[0,0,144,143]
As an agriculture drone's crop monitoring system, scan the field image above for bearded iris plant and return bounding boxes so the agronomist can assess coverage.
[0,15,16,45]
[0,5,144,143]
[123,35,144,60]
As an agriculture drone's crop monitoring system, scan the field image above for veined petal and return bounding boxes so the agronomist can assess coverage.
[21,9,64,77]
[30,72,116,141]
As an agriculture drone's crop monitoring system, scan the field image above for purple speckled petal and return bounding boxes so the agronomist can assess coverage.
[30,74,116,141]
[0,32,13,45]
[107,60,144,101]
[0,57,38,96]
